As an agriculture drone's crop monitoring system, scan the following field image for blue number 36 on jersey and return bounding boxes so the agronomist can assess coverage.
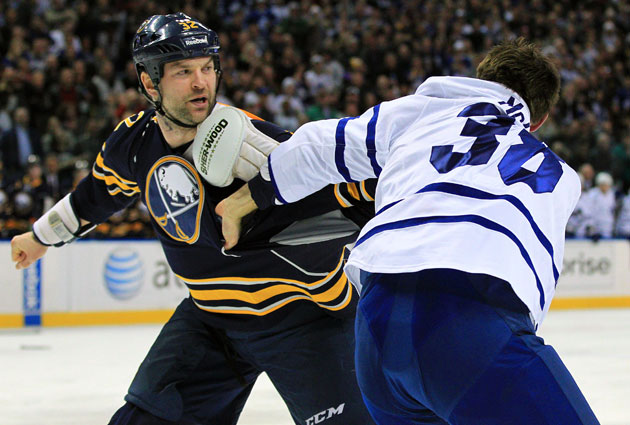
[430,102,563,194]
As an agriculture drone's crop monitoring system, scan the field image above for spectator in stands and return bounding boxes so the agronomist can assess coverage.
[578,163,596,190]
[16,157,50,218]
[41,115,76,155]
[91,59,124,104]
[269,76,305,119]
[51,67,79,114]
[589,132,614,174]
[0,106,43,183]
[49,14,80,56]
[8,191,35,236]
[43,152,65,203]
[252,86,275,121]
[304,54,334,97]
[23,70,55,134]
[274,44,302,85]
[305,87,342,121]
[274,99,300,132]
[28,35,52,72]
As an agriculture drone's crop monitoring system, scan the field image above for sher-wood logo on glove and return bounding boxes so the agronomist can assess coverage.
[190,105,279,187]
[197,118,228,175]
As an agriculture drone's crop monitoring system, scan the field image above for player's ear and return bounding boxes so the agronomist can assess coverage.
[530,113,548,132]
[140,72,159,102]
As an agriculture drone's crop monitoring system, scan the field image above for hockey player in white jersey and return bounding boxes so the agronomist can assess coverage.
[217,38,600,424]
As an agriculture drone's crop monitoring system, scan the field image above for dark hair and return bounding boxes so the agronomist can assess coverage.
[476,37,560,124]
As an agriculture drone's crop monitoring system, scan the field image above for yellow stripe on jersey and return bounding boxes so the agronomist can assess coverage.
[360,180,375,201]
[92,169,141,195]
[191,276,353,316]
[189,274,347,304]
[334,184,352,208]
[92,152,140,196]
[102,186,137,197]
[180,250,354,315]
[346,182,361,200]
[113,111,146,132]
[92,167,139,191]
[95,152,138,185]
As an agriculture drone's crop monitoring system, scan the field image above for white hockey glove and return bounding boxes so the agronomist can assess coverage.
[190,105,280,187]
[32,194,94,247]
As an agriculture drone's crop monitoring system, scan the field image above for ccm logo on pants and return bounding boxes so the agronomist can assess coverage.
[305,403,345,424]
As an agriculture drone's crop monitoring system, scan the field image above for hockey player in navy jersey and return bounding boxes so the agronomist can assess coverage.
[218,39,600,424]
[10,13,375,425]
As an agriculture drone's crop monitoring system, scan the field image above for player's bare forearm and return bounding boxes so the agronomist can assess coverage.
[10,232,48,270]
[215,184,258,250]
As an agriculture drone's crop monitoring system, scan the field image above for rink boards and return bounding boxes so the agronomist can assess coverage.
[0,239,629,327]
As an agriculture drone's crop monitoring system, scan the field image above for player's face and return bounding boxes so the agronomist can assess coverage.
[160,57,218,126]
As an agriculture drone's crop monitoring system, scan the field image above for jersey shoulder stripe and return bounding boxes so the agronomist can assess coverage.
[91,111,155,198]
[92,150,140,197]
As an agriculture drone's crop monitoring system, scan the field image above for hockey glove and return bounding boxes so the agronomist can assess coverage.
[190,105,279,187]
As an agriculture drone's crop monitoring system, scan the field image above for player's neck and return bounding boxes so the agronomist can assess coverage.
[156,113,196,148]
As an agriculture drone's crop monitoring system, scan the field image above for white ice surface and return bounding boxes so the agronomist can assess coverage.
[1,309,629,425]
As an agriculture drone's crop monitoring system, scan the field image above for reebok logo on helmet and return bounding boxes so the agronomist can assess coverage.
[184,36,207,46]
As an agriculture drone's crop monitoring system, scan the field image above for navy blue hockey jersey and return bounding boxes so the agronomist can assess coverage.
[72,108,375,330]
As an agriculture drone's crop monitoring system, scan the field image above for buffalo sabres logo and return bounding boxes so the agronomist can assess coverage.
[145,156,204,244]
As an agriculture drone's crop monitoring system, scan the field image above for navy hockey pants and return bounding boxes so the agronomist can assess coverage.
[109,296,374,425]
[355,268,600,425]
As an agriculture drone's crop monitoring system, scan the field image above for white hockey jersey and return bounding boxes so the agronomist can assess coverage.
[261,77,581,327]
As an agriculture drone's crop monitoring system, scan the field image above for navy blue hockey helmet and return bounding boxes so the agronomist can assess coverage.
[132,13,222,113]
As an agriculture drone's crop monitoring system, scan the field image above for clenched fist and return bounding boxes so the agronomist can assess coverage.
[11,232,48,270]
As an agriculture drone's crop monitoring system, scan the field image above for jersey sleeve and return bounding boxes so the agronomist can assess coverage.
[252,101,402,206]
[72,113,145,223]
[249,117,377,214]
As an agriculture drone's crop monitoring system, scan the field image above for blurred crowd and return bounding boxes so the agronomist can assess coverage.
[0,0,629,239]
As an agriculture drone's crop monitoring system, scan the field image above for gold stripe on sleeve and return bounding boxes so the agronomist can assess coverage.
[346,182,361,200]
[360,180,375,201]
[334,184,352,208]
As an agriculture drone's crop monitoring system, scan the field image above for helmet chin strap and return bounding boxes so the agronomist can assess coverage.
[154,92,198,129]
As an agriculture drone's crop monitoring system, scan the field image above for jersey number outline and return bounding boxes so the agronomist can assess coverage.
[429,102,563,193]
